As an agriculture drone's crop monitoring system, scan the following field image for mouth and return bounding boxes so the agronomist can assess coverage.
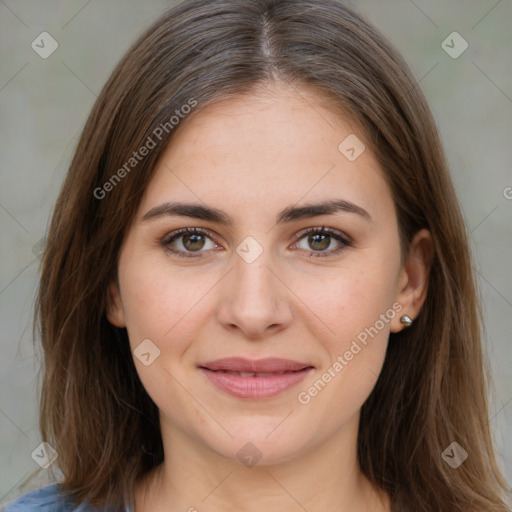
[198,357,314,399]
[204,370,305,377]
[198,356,313,373]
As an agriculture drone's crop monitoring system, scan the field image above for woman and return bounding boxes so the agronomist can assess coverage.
[4,0,510,511]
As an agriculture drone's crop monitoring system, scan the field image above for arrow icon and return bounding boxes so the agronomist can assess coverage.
[236,442,263,467]
[441,32,468,59]
[31,442,58,468]
[236,237,263,263]
[31,32,59,59]
[441,441,468,468]
[444,448,455,458]
[134,339,160,366]
[338,134,365,161]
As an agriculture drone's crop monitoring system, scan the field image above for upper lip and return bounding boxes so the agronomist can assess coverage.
[199,357,313,373]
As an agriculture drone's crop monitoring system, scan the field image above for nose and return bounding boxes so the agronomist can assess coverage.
[215,250,294,340]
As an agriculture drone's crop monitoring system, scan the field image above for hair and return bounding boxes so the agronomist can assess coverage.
[27,0,510,511]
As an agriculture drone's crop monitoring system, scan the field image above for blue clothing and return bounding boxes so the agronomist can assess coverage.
[2,484,133,512]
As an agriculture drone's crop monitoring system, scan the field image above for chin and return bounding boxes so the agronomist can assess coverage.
[203,423,307,467]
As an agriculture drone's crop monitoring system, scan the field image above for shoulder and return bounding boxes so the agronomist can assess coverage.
[2,484,87,512]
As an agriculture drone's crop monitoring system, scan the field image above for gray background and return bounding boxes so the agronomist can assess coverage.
[0,0,511,505]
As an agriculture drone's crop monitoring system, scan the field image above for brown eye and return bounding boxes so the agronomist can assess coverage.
[307,233,331,251]
[181,232,206,251]
[294,227,352,257]
[162,228,219,258]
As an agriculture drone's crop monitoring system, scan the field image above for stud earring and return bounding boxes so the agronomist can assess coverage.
[400,314,413,327]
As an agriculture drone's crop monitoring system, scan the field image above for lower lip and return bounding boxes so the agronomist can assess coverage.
[200,368,314,399]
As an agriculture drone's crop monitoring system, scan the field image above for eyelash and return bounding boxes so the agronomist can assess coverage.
[161,226,352,259]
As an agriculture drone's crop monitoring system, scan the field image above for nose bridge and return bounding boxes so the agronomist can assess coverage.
[215,237,293,338]
[232,239,279,309]
[232,233,277,292]
[235,254,275,301]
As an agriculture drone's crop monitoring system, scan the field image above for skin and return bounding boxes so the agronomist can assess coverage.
[107,80,432,512]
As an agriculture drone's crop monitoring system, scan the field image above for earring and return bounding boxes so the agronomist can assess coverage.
[400,314,413,327]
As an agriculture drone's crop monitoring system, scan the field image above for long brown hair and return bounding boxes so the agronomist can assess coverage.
[28,0,511,510]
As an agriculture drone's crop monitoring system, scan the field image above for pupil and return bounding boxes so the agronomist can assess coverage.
[181,233,331,252]
[184,233,204,251]
[310,233,329,251]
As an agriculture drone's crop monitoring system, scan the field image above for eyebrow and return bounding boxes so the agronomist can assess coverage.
[141,198,372,225]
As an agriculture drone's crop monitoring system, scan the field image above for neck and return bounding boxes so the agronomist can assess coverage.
[133,413,391,512]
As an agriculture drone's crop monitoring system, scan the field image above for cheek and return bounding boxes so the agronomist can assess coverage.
[117,260,211,414]
[119,258,208,344]
[295,259,399,349]
[293,255,399,407]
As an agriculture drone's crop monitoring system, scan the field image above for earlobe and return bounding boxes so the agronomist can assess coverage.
[391,229,433,333]
[106,280,126,328]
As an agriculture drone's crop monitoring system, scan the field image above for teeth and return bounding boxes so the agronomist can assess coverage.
[223,370,288,377]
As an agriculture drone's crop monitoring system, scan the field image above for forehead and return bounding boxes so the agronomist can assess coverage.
[166,82,360,168]
[139,82,392,221]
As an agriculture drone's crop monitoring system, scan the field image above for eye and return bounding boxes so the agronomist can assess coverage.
[161,228,220,258]
[293,226,352,257]
[161,226,352,259]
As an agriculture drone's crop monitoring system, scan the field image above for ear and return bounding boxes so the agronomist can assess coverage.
[391,228,433,333]
[106,280,126,328]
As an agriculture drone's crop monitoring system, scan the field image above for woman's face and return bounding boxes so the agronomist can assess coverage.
[108,81,429,466]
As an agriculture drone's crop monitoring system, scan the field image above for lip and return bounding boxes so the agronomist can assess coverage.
[199,357,312,373]
[198,357,314,399]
